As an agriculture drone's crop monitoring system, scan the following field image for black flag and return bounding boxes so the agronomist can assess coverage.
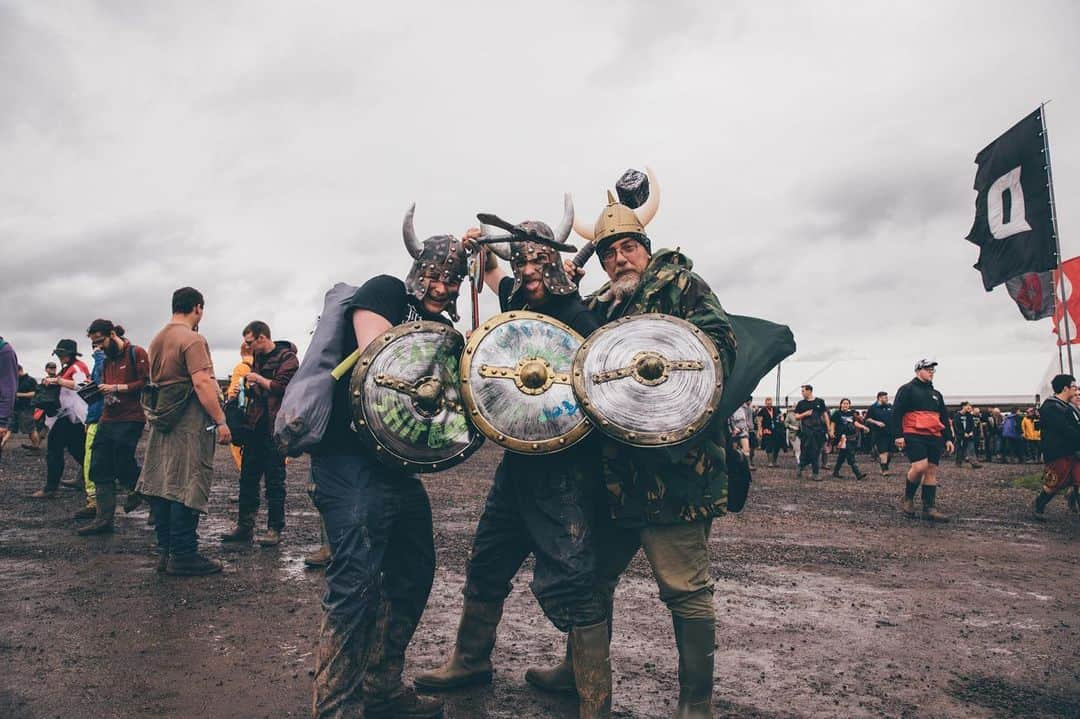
[965,108,1055,291]
[1004,270,1055,320]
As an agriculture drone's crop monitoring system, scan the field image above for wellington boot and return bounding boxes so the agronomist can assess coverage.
[220,514,255,543]
[525,639,576,695]
[414,599,503,691]
[673,617,715,719]
[900,497,916,517]
[78,483,116,536]
[365,687,443,719]
[570,622,611,718]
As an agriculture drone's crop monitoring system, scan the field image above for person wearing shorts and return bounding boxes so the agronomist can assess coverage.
[891,359,954,522]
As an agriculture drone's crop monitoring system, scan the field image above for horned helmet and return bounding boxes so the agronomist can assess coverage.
[572,167,661,262]
[402,204,469,321]
[479,194,578,303]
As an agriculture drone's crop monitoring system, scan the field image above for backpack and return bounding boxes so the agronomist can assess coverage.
[274,283,358,456]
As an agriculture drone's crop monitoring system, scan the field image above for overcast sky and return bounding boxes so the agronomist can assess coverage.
[3,1,1079,382]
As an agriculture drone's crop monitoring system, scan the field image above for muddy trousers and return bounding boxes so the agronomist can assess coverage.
[797,431,824,474]
[464,453,607,632]
[90,421,143,494]
[147,497,200,557]
[44,417,86,492]
[238,431,287,530]
[310,454,435,719]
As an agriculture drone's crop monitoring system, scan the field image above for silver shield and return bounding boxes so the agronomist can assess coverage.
[461,311,591,454]
[571,313,724,447]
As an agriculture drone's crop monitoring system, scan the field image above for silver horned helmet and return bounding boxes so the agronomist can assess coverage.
[402,204,469,322]
[478,194,577,302]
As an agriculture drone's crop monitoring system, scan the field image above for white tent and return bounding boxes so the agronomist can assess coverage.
[751,352,1063,409]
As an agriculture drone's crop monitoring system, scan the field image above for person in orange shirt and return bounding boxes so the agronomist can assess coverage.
[225,343,253,471]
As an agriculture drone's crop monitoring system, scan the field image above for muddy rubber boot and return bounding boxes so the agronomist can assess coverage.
[77,482,116,536]
[673,617,715,719]
[365,688,443,719]
[921,485,950,523]
[414,599,504,691]
[220,513,254,543]
[570,622,611,719]
[525,638,577,695]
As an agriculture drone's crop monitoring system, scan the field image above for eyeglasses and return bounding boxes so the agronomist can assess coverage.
[599,239,643,264]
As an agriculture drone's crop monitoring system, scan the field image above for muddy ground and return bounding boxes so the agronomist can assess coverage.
[0,438,1078,719]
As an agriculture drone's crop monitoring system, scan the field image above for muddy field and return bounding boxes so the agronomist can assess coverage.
[1,439,1078,719]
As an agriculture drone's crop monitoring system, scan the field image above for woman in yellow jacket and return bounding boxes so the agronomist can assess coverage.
[1021,408,1042,463]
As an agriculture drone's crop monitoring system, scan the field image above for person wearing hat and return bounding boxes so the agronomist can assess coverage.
[32,339,90,498]
[556,168,737,718]
[889,359,955,522]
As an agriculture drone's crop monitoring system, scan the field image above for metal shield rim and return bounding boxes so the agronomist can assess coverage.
[461,310,593,454]
[350,320,485,473]
[570,313,724,447]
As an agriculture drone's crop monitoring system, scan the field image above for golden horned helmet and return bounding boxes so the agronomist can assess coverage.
[572,166,660,259]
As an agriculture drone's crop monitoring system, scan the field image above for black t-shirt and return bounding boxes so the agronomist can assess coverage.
[755,406,781,433]
[497,276,600,338]
[831,409,859,439]
[15,374,37,412]
[795,398,828,432]
[315,275,452,456]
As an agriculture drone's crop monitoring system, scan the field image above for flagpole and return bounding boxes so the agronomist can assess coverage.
[1041,102,1073,374]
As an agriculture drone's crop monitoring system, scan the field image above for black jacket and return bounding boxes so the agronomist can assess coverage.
[890,377,953,441]
[1038,396,1080,463]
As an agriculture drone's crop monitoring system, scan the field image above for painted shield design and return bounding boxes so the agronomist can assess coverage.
[349,321,484,472]
[571,313,724,447]
[461,311,591,454]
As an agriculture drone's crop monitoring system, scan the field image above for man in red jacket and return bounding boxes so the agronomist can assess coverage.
[222,321,298,547]
[891,359,955,522]
[78,319,150,535]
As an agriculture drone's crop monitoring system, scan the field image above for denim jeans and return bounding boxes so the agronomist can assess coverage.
[310,453,435,718]
[148,496,201,557]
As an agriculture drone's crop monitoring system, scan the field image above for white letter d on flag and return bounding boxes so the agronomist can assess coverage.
[988,166,1033,239]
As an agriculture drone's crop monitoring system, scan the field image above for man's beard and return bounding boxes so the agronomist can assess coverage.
[611,271,642,302]
[104,339,124,358]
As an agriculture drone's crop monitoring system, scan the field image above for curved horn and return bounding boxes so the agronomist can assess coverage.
[571,240,595,268]
[479,224,513,260]
[633,166,660,227]
[402,203,422,259]
[553,193,574,245]
[571,193,596,241]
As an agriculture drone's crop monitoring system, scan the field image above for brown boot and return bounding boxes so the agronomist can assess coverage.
[220,513,254,543]
[921,485,950,522]
[570,621,611,718]
[414,599,503,691]
[525,638,576,694]
[77,482,116,536]
[256,528,282,547]
[304,545,332,569]
[900,497,916,517]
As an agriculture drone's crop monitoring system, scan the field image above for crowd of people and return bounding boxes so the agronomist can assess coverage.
[729,390,1054,477]
[1,169,1079,719]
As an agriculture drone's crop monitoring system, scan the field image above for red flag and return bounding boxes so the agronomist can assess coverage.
[1052,257,1080,345]
[1006,271,1054,320]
